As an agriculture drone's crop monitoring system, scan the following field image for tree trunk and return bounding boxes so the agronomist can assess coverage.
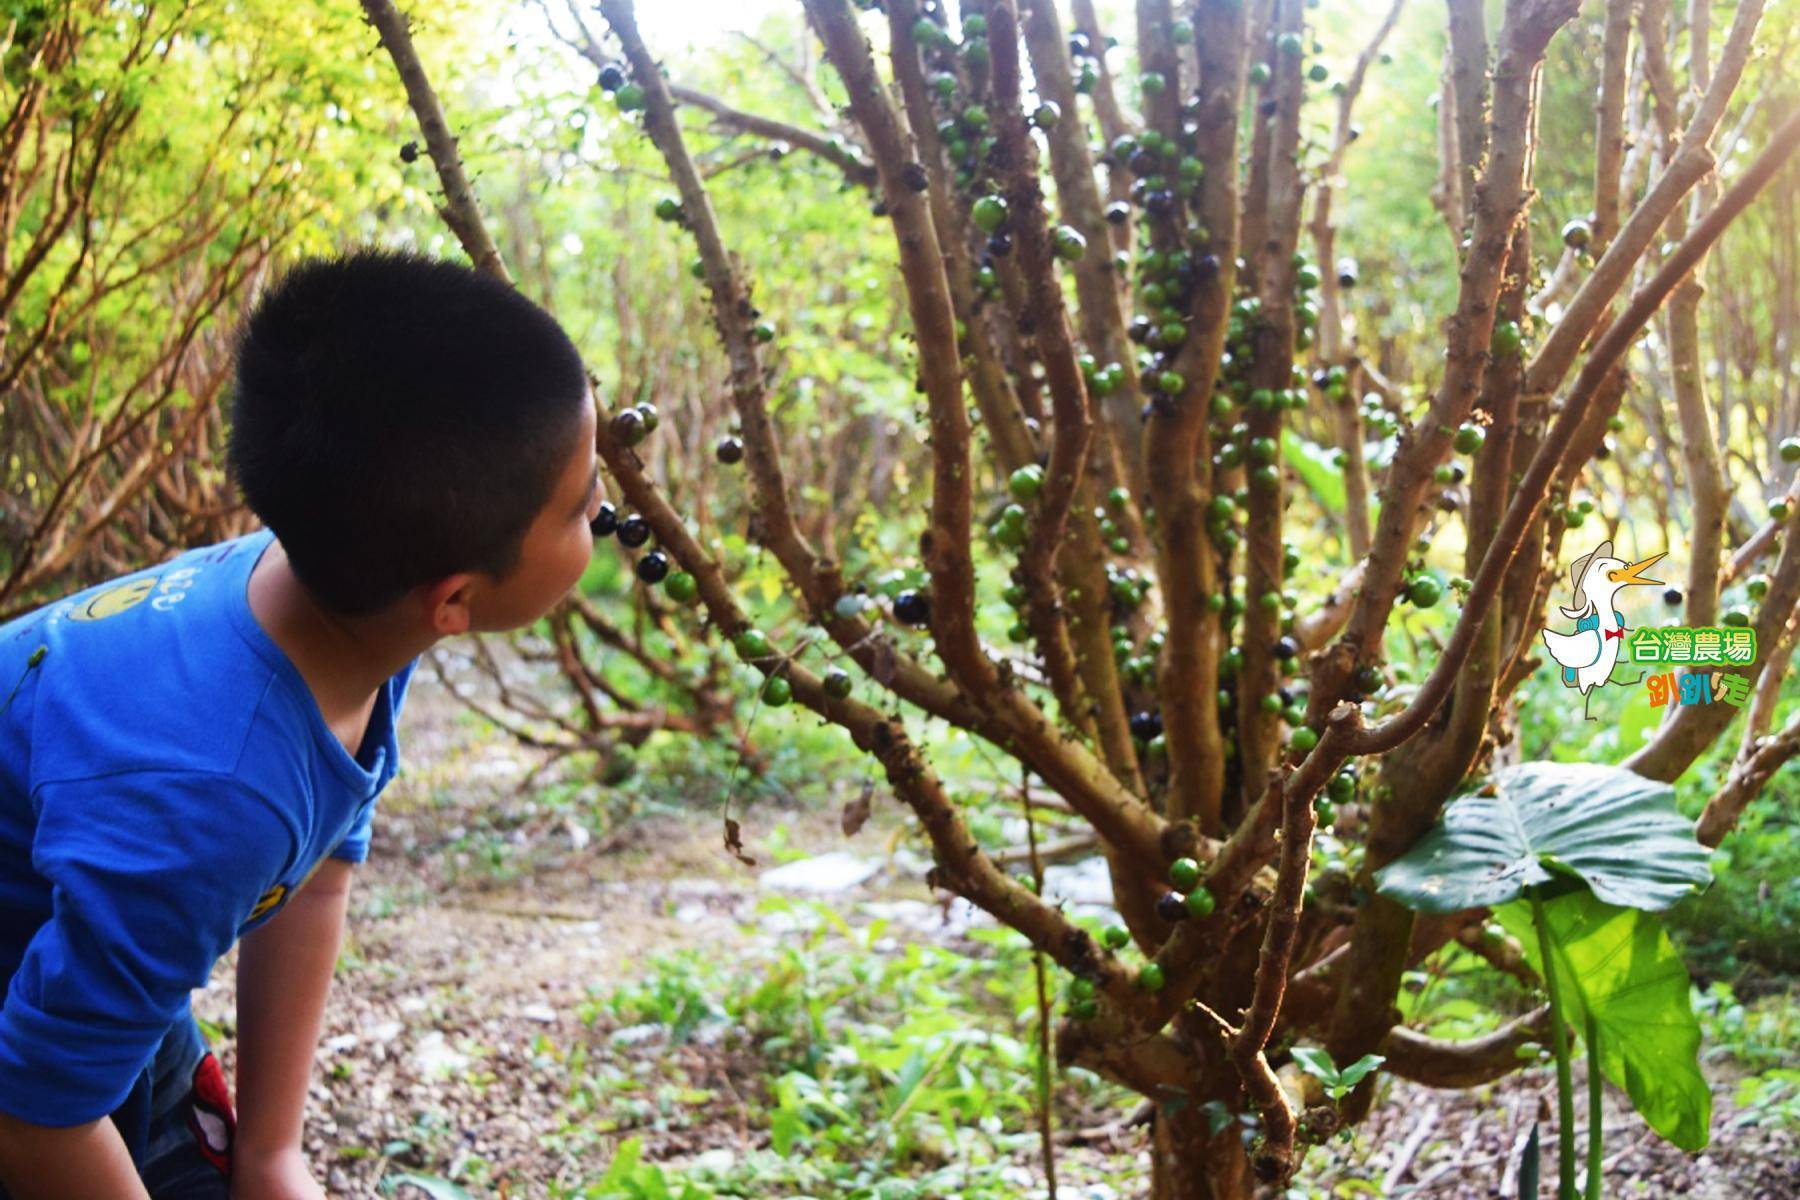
[1150,1105,1254,1200]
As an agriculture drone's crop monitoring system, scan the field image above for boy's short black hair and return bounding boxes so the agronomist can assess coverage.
[228,247,590,617]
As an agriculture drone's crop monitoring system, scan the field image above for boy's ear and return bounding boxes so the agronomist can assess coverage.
[420,572,479,637]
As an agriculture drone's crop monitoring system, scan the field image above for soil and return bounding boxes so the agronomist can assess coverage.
[192,653,1800,1199]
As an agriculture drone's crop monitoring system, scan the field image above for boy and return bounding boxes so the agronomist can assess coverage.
[0,248,604,1198]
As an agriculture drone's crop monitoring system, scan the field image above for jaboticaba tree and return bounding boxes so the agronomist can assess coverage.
[360,0,1800,1193]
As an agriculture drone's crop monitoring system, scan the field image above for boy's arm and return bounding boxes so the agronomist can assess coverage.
[0,1112,151,1199]
[232,857,353,1187]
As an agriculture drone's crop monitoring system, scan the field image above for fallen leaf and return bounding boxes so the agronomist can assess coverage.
[724,816,757,866]
[841,780,874,837]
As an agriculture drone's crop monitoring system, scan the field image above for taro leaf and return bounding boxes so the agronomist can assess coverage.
[1374,761,1711,914]
[1496,890,1712,1151]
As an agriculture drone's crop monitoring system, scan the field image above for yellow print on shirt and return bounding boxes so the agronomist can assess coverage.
[65,566,202,621]
[247,884,286,922]
[245,856,327,926]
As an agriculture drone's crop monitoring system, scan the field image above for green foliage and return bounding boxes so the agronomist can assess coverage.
[1668,784,1800,978]
[1376,762,1713,914]
[1290,1047,1385,1102]
[1497,890,1712,1151]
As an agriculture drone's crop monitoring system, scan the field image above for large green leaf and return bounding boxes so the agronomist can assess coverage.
[1496,891,1711,1151]
[1374,762,1711,913]
[1281,430,1347,513]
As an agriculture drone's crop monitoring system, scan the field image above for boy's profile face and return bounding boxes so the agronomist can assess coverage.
[435,393,602,635]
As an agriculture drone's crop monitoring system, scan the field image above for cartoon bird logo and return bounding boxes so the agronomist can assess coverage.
[1540,539,1666,720]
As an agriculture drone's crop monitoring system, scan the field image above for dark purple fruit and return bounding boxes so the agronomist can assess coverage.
[987,231,1013,257]
[589,501,618,539]
[1129,710,1163,741]
[1273,635,1299,660]
[894,589,931,626]
[597,63,625,92]
[1353,664,1383,694]
[1105,200,1130,224]
[1663,587,1682,606]
[616,515,651,549]
[1156,891,1188,922]
[1145,189,1176,216]
[716,436,744,464]
[399,140,419,163]
[1128,315,1153,344]
[635,551,669,584]
[902,160,929,192]
[611,408,646,447]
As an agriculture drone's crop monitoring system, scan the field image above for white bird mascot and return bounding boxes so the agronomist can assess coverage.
[1540,539,1666,720]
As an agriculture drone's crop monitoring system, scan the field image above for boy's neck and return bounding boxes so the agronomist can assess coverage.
[248,536,434,718]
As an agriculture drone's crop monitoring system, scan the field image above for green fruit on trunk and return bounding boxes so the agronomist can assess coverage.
[761,676,791,706]
[663,571,698,603]
[1102,924,1131,950]
[734,628,772,659]
[1136,962,1166,991]
[1009,465,1045,501]
[972,194,1008,233]
[1168,856,1201,891]
[1490,319,1522,357]
[1184,887,1216,917]
[823,667,853,699]
[1288,726,1319,752]
[1406,576,1443,607]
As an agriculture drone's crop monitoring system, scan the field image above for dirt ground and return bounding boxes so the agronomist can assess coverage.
[192,652,1800,1199]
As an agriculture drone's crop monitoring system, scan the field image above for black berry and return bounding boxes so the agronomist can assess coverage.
[894,590,931,626]
[617,515,651,549]
[635,551,669,584]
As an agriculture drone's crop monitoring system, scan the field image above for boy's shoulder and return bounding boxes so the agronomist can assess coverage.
[2,530,306,793]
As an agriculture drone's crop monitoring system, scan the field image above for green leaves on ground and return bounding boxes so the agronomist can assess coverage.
[1496,889,1712,1151]
[1375,761,1712,914]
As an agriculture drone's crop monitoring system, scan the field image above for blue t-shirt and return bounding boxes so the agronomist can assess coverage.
[0,528,418,1127]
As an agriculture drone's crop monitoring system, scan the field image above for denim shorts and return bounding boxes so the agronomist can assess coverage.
[0,1015,233,1199]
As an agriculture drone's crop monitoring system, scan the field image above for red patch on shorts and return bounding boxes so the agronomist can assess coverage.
[185,1051,235,1176]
